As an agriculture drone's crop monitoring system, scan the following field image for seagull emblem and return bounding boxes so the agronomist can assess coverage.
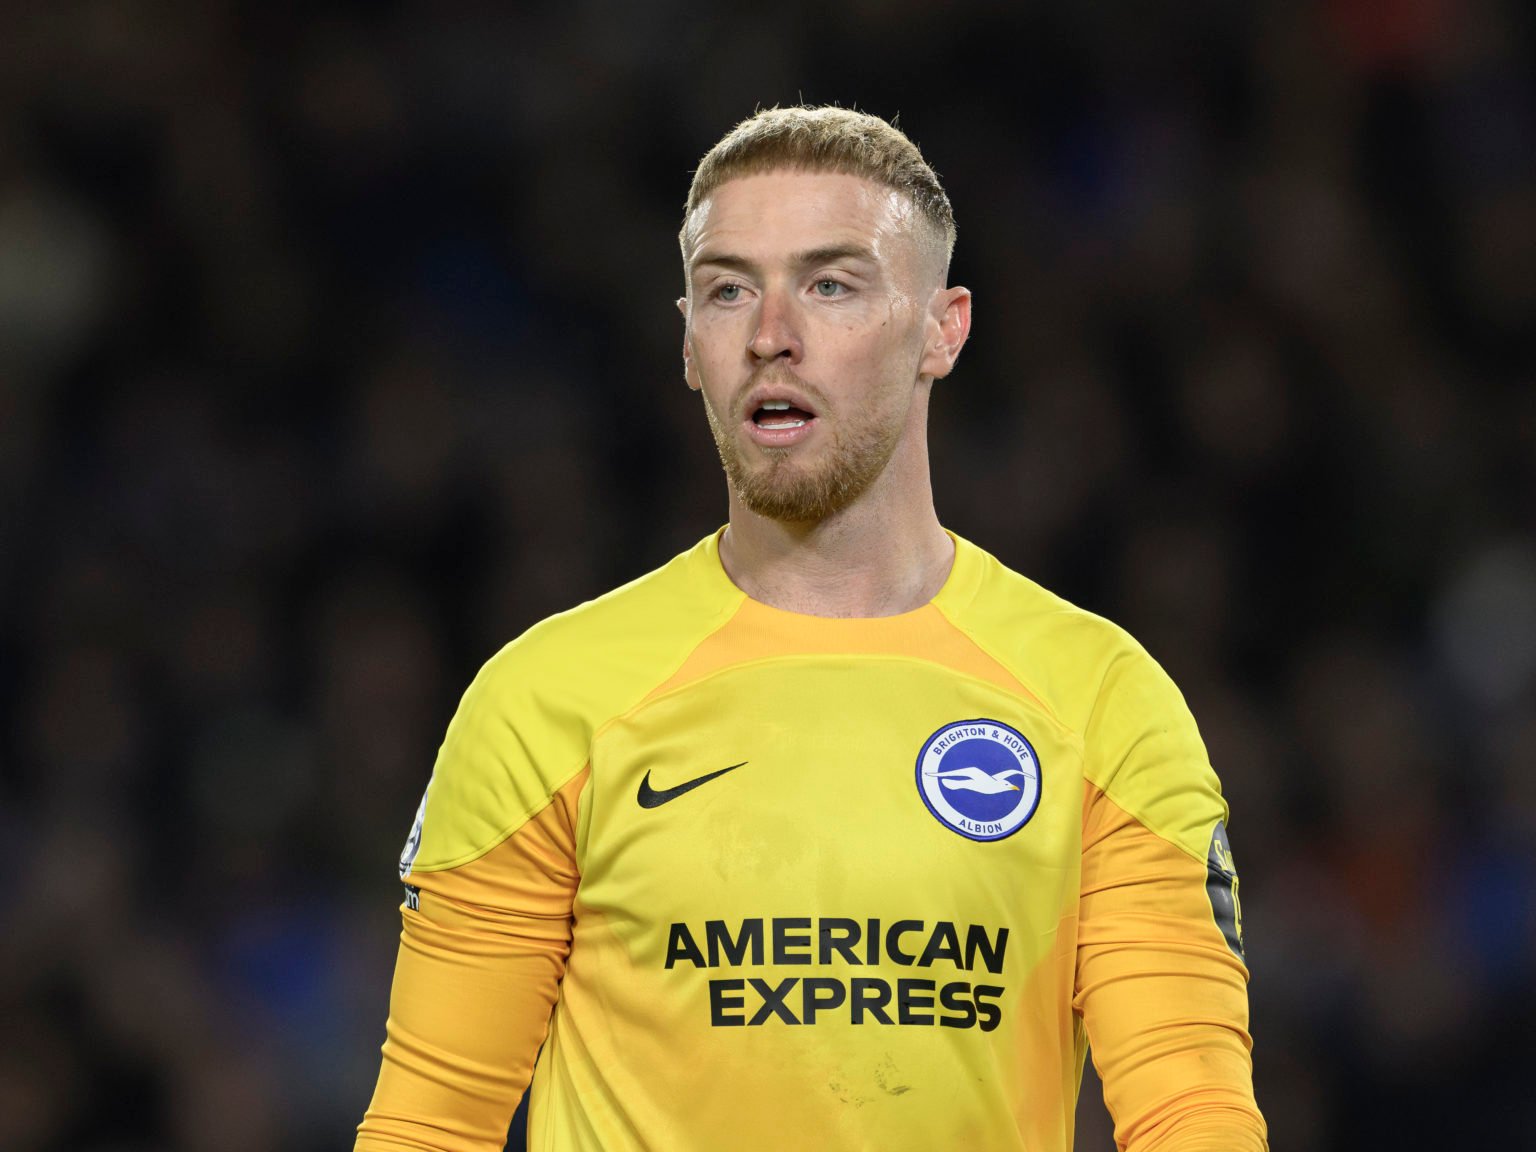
[925,766,1031,794]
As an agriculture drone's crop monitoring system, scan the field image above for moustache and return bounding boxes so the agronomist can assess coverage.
[734,370,827,419]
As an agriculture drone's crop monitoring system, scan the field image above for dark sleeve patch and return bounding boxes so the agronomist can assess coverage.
[398,779,431,880]
[402,883,421,912]
[1205,821,1245,959]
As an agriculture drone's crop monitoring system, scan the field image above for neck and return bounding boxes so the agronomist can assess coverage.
[718,466,954,618]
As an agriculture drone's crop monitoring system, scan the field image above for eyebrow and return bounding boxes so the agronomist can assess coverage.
[690,243,879,277]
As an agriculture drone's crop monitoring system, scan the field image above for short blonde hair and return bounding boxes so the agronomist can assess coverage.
[681,106,956,265]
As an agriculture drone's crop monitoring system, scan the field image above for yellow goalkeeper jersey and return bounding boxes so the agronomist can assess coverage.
[357,532,1266,1151]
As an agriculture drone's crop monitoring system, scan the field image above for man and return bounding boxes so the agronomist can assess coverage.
[357,106,1267,1151]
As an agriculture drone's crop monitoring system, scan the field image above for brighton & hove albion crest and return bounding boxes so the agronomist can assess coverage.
[916,719,1042,842]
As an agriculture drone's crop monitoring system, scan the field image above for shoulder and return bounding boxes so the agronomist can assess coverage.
[478,532,742,700]
[937,535,1162,730]
[938,536,1225,856]
[413,534,743,871]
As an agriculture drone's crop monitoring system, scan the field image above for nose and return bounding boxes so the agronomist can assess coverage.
[748,287,802,363]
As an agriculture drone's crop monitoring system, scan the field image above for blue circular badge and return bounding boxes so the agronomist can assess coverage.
[915,719,1042,841]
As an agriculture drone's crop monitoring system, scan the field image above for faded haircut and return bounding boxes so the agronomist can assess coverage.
[680,106,956,269]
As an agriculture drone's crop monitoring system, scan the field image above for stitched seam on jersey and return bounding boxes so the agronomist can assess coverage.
[1083,782,1219,884]
[930,601,1081,747]
[623,594,755,709]
[1079,652,1214,868]
[1084,761,1209,868]
[1078,647,1121,800]
[415,592,747,873]
[606,649,1076,737]
[584,594,751,747]
[411,779,575,873]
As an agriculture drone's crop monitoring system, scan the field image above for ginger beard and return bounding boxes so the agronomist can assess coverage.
[700,377,905,524]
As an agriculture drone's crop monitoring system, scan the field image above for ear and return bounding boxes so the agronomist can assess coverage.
[918,286,972,381]
[678,296,701,391]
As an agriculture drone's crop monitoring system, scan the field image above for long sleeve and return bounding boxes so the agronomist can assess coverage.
[355,771,584,1151]
[1076,780,1267,1151]
[1071,638,1266,1151]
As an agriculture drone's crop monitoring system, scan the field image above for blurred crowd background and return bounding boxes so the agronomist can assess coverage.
[2,1,1533,1149]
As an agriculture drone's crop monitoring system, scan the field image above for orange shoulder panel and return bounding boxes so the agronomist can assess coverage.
[356,769,587,1152]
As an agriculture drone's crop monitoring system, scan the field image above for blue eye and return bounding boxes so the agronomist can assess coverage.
[716,284,742,302]
[814,279,844,297]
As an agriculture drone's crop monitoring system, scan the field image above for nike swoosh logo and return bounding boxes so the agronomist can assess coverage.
[637,762,747,809]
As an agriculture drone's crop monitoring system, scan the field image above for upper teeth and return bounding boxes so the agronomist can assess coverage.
[762,400,790,410]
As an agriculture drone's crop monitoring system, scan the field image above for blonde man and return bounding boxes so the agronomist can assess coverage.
[358,106,1267,1152]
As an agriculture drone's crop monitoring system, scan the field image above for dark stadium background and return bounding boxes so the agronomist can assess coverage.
[2,2,1532,1149]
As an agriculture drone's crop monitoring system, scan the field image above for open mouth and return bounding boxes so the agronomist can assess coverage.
[752,399,816,430]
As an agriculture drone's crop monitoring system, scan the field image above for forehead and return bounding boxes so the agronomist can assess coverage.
[684,170,920,268]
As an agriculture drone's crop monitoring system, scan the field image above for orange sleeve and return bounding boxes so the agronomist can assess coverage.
[355,770,586,1152]
[1075,781,1268,1152]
